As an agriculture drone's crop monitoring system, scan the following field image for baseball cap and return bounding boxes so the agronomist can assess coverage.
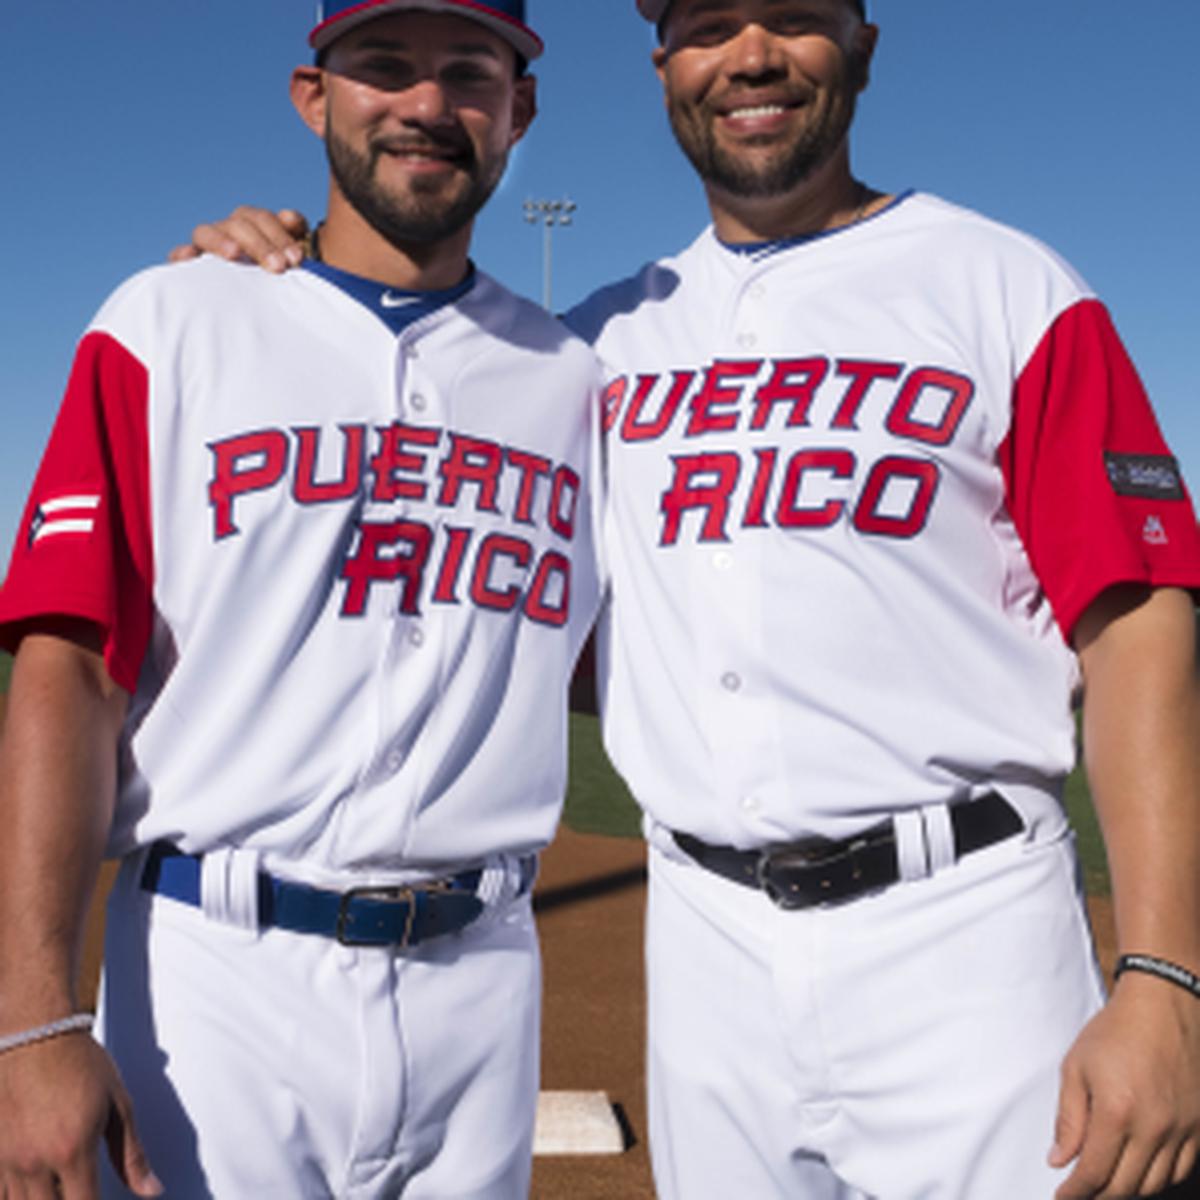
[310,0,544,62]
[636,0,865,24]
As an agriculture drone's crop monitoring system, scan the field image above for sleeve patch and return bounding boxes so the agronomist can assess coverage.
[1104,452,1185,501]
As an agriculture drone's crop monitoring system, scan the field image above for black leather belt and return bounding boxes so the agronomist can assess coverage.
[672,792,1023,910]
[141,843,537,948]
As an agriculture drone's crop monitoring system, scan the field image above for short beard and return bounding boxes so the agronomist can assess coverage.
[667,71,858,199]
[326,125,505,249]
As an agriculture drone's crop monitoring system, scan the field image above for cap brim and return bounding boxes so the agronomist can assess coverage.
[311,0,544,62]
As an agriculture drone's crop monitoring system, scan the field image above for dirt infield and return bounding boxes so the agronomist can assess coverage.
[74,828,1114,1200]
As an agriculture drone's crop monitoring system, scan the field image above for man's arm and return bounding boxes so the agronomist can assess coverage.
[168,206,311,272]
[1051,584,1200,1199]
[0,620,160,1199]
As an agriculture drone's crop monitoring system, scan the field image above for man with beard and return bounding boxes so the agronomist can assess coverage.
[570,3,1200,1198]
[178,1,1200,1197]
[0,2,600,1197]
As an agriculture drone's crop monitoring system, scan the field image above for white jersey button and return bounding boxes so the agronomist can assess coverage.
[748,283,766,300]
[740,795,761,813]
[386,750,403,771]
[736,332,757,349]
[410,627,425,647]
[720,671,742,692]
[411,393,428,412]
[712,550,734,572]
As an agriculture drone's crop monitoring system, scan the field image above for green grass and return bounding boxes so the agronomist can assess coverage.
[564,713,642,838]
[564,708,1112,894]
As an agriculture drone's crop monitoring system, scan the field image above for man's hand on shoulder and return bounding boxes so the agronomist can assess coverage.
[0,1031,161,1198]
[168,206,310,273]
[1051,972,1200,1198]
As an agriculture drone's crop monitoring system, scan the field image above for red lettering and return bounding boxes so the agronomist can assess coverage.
[750,357,828,430]
[885,368,974,446]
[687,360,761,437]
[776,449,854,529]
[293,424,365,505]
[471,534,532,612]
[370,423,439,502]
[622,372,694,442]
[831,360,904,429]
[507,448,553,525]
[208,429,289,540]
[742,448,777,528]
[853,456,940,537]
[340,519,433,617]
[601,377,626,435]
[432,526,472,604]
[548,466,580,540]
[659,453,741,546]
[524,551,571,627]
[438,434,503,511]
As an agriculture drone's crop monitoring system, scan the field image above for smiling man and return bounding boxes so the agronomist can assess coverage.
[567,3,1200,1198]
[0,3,600,1197]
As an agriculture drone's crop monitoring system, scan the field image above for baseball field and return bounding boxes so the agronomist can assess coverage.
[0,652,1122,1198]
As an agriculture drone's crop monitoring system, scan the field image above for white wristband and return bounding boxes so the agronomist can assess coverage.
[0,1013,95,1056]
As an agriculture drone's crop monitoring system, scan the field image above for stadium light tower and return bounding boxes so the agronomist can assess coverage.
[523,197,577,311]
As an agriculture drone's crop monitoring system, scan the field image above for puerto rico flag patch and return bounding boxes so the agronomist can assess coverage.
[27,493,102,548]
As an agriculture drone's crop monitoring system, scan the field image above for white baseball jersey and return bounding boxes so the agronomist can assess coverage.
[0,256,602,883]
[567,191,1200,848]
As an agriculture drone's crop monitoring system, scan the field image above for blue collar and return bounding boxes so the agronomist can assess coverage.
[303,259,476,334]
[719,189,914,260]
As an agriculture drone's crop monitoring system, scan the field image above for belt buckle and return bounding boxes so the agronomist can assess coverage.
[757,835,864,910]
[336,885,417,947]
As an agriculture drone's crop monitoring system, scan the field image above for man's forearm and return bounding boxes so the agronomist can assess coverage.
[1075,586,1200,968]
[0,626,127,1031]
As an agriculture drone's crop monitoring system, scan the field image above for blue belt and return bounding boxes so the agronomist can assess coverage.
[141,843,536,948]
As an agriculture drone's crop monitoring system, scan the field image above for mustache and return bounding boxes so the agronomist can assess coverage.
[369,130,475,167]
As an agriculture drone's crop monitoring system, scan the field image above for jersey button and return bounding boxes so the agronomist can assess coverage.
[410,393,427,412]
[410,627,425,647]
[740,795,761,813]
[387,750,403,771]
[748,283,766,300]
[720,671,742,692]
[712,550,734,572]
[735,332,757,349]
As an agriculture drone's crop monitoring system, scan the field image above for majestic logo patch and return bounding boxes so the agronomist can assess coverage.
[1104,453,1185,500]
[27,494,101,547]
[1142,515,1169,546]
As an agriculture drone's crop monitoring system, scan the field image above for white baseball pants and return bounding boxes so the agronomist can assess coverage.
[97,854,540,1199]
[645,825,1105,1199]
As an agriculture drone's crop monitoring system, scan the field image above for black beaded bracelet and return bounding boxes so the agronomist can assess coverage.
[1114,954,1200,1000]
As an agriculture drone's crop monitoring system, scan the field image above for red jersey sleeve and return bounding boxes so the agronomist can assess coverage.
[1000,298,1200,641]
[0,331,154,692]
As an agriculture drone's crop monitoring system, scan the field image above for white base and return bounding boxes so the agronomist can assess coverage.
[533,1090,625,1156]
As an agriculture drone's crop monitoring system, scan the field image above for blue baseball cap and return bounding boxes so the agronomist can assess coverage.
[310,0,543,62]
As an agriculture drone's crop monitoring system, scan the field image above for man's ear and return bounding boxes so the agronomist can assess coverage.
[850,23,879,92]
[509,73,538,147]
[652,46,670,110]
[290,65,329,137]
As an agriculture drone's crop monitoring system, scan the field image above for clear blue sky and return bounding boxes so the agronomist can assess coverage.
[2,1,1198,560]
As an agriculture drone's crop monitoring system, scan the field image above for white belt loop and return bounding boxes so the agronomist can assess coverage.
[893,810,930,882]
[201,847,262,933]
[921,804,957,874]
[475,857,510,908]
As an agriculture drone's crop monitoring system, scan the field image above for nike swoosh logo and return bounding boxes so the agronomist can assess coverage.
[381,291,417,309]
